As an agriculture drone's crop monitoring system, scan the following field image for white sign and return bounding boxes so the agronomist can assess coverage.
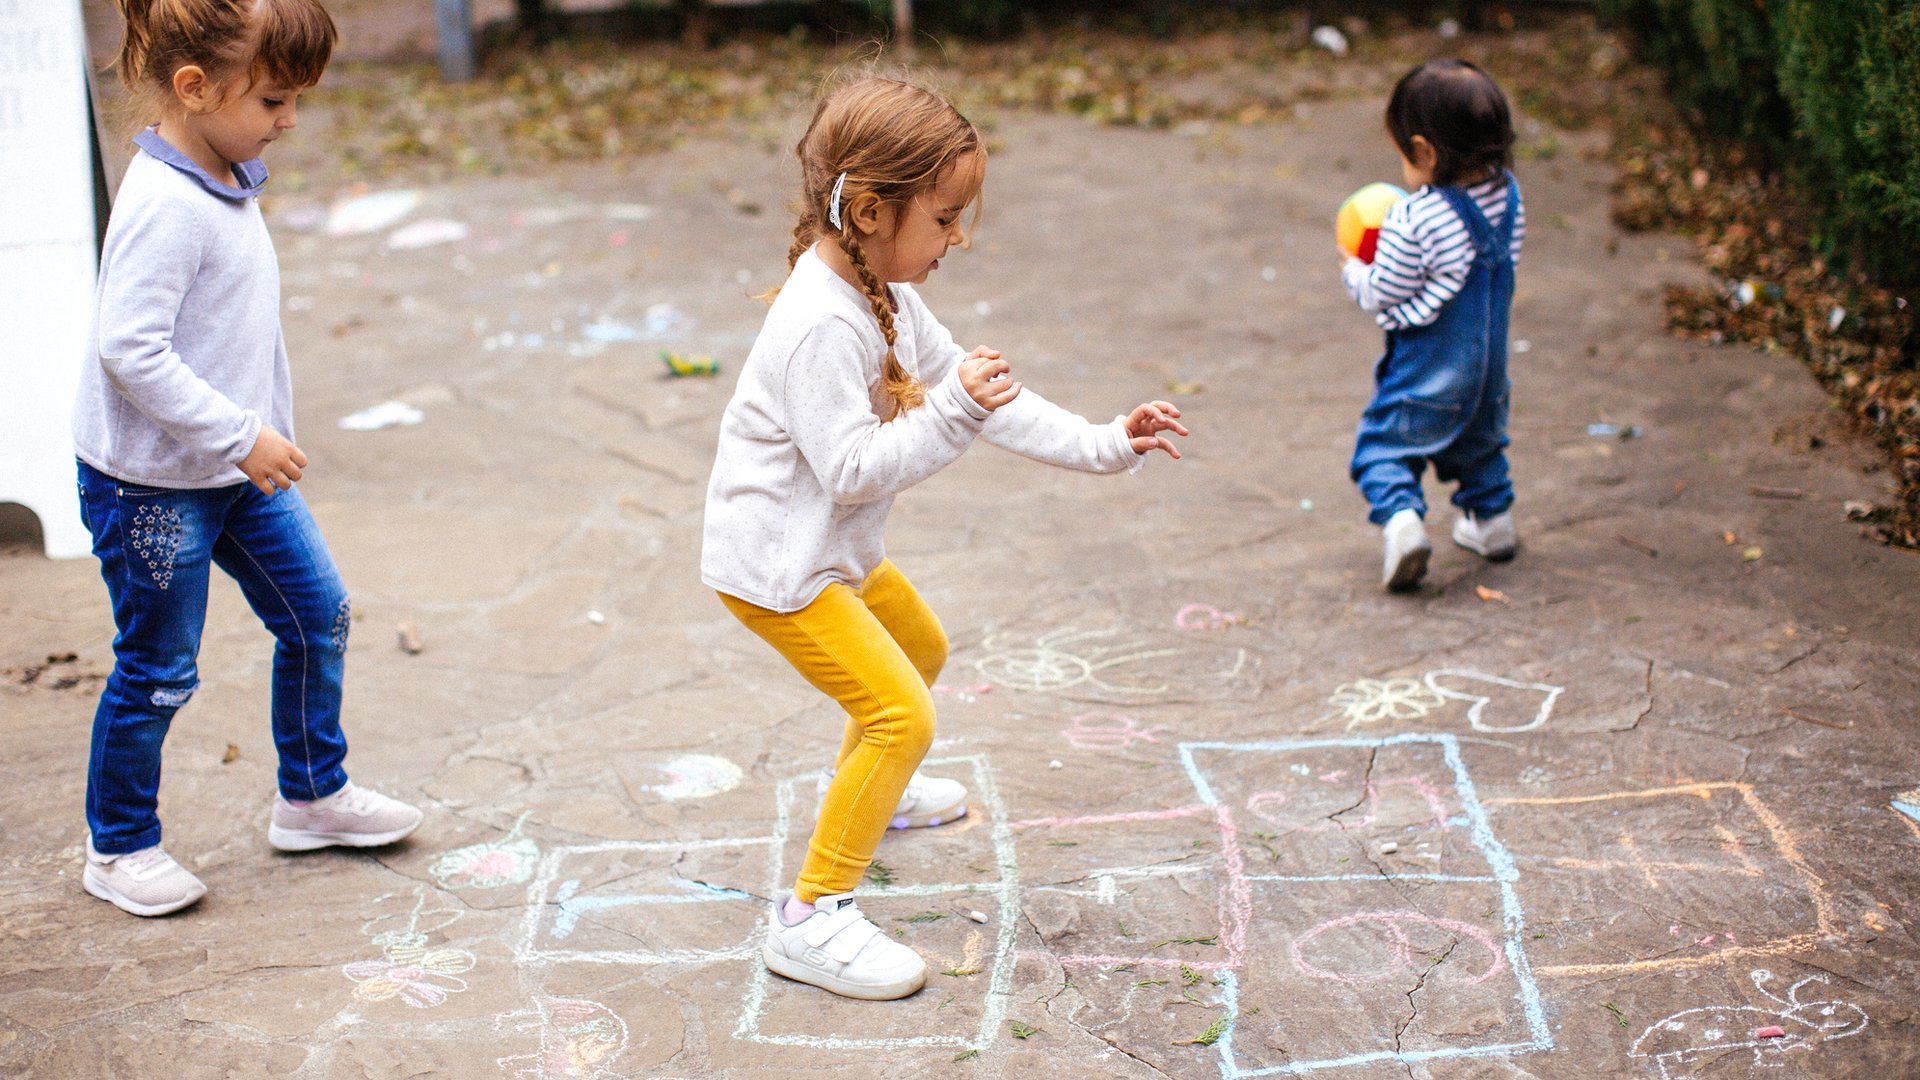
[0,0,97,558]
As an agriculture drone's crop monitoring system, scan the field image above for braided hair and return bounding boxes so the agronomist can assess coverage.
[782,77,983,420]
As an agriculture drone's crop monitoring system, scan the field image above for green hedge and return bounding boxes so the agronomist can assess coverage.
[1600,0,1920,289]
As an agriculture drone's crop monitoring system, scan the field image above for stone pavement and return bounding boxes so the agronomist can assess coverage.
[4,86,1919,1079]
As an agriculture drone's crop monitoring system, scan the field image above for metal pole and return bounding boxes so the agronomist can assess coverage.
[893,0,913,50]
[434,0,476,82]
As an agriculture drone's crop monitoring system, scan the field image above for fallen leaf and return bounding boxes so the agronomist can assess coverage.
[222,743,240,764]
[1742,546,1763,562]
[1722,530,1737,544]
[1474,585,1511,605]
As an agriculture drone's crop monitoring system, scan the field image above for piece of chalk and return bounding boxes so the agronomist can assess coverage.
[1380,841,1399,854]
[1048,759,1063,770]
[966,910,989,923]
[1756,1026,1786,1039]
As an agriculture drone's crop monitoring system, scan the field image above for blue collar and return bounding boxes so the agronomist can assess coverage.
[133,127,269,201]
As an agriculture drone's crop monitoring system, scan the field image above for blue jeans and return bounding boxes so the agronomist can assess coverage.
[77,460,351,854]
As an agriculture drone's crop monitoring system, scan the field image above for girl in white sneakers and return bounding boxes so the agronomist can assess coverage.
[73,0,421,917]
[701,76,1188,999]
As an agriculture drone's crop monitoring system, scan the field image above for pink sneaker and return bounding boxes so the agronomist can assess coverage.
[269,781,423,851]
[84,839,207,917]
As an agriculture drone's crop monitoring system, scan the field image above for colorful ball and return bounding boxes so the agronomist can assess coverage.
[1335,182,1407,264]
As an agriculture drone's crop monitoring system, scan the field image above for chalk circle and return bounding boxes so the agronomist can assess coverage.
[1292,911,1506,987]
[976,648,1094,692]
[642,753,744,800]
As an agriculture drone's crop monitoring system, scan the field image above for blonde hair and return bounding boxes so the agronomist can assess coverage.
[784,77,984,420]
[115,0,337,123]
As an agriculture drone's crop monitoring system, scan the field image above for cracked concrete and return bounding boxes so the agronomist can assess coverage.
[5,17,1920,1080]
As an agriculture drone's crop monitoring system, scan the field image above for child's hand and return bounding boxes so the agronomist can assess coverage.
[1124,400,1189,459]
[240,425,307,495]
[959,347,1021,412]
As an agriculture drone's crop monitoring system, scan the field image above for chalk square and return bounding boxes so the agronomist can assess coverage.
[736,754,1022,1051]
[1011,805,1230,968]
[773,756,1006,893]
[1179,734,1552,1076]
[1187,738,1495,882]
[1488,782,1835,977]
[1229,880,1537,1073]
[733,887,1015,1052]
[519,838,772,964]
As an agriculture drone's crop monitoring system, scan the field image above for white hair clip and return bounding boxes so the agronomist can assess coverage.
[827,171,848,230]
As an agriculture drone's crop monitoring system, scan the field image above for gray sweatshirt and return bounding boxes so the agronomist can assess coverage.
[73,129,291,488]
[701,247,1141,612]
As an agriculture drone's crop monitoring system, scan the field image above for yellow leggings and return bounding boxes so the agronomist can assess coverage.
[718,560,946,902]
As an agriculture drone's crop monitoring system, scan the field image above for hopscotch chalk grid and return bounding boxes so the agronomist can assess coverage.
[734,754,1022,1051]
[1179,732,1553,1077]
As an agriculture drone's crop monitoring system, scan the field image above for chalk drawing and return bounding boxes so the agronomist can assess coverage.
[735,754,1022,1052]
[1488,784,1838,978]
[1246,775,1452,834]
[1321,669,1565,733]
[343,886,478,1009]
[1545,826,1761,889]
[1291,911,1506,987]
[973,627,1247,696]
[934,682,993,703]
[1629,970,1867,1080]
[1174,603,1242,630]
[633,753,743,800]
[519,836,773,966]
[432,812,539,890]
[1061,712,1166,751]
[497,997,633,1080]
[1328,678,1443,730]
[549,876,756,940]
[1423,669,1564,733]
[1180,733,1553,1077]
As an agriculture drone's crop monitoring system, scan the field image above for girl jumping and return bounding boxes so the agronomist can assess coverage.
[701,76,1188,999]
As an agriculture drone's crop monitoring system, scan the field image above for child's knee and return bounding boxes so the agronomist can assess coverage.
[875,682,937,758]
[281,589,352,655]
[912,627,949,687]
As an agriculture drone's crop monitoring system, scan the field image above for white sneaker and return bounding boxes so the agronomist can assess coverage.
[84,839,207,917]
[269,781,424,851]
[1453,510,1518,560]
[1382,508,1431,590]
[890,771,968,830]
[764,893,927,1000]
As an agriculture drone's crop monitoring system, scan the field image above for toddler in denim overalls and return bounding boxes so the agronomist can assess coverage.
[1342,60,1527,590]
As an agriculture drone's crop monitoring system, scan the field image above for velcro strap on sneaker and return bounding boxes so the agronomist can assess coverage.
[823,917,881,964]
[802,904,866,951]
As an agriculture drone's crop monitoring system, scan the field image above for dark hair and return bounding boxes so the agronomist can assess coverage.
[1385,59,1514,187]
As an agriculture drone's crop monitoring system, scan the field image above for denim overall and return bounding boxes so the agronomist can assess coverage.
[1350,174,1519,525]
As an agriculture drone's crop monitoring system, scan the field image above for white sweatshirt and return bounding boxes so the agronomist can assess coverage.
[73,128,290,488]
[701,247,1141,612]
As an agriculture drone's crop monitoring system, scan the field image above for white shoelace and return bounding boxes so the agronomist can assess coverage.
[116,846,177,876]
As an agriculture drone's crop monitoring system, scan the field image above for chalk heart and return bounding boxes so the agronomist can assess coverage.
[1423,669,1564,733]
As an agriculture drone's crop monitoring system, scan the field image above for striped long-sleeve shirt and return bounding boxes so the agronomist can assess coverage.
[1342,174,1525,332]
